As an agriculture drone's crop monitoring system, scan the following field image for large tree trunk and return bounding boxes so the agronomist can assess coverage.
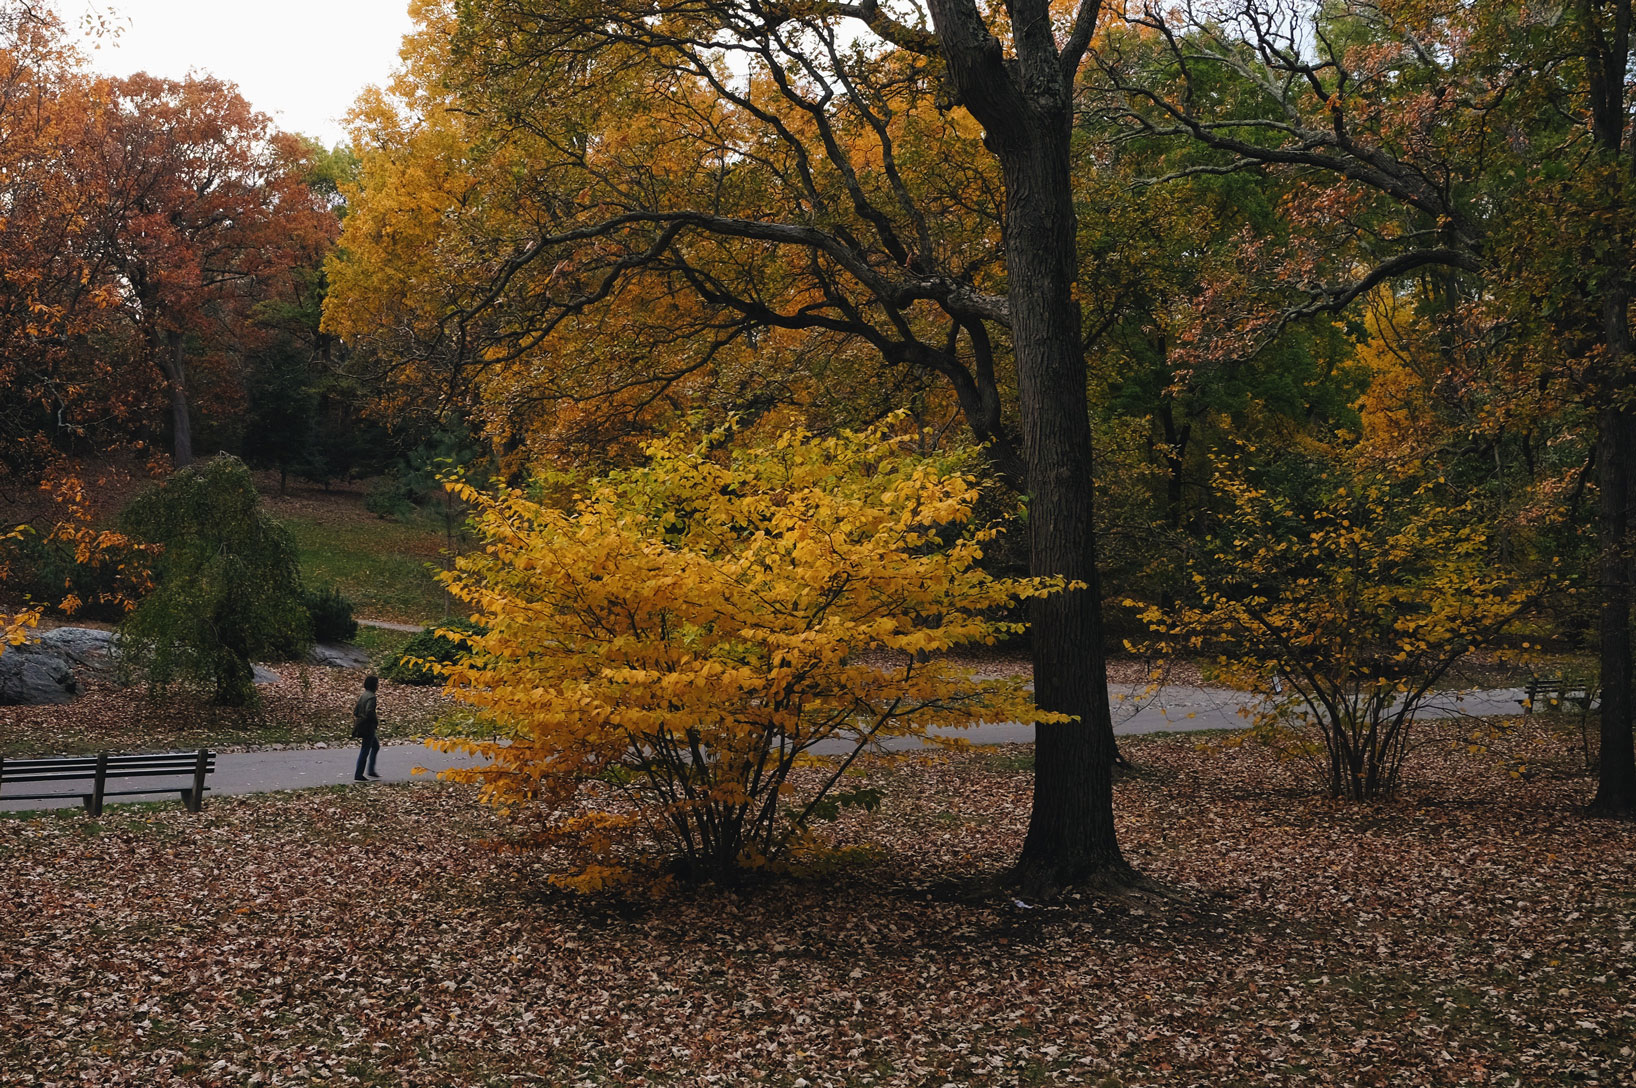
[158,331,194,468]
[1592,289,1636,815]
[925,0,1126,892]
[1004,132,1127,890]
[1586,3,1636,813]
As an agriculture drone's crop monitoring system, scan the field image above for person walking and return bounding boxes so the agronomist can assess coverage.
[353,674,382,781]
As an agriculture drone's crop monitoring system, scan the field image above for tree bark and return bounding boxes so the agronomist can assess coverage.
[1006,134,1126,889]
[1158,398,1191,531]
[1592,289,1636,815]
[1586,0,1635,815]
[925,0,1126,892]
[158,331,194,468]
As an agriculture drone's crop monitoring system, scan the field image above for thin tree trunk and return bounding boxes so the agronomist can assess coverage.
[158,331,194,468]
[1158,399,1190,531]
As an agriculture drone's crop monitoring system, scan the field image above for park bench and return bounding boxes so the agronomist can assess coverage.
[0,749,215,815]
[1518,676,1598,716]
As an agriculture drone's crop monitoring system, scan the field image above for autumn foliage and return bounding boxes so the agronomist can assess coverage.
[1,6,342,657]
[428,420,1068,887]
[1138,449,1531,799]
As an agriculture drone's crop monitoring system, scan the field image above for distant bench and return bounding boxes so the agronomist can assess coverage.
[0,749,216,815]
[1518,676,1598,716]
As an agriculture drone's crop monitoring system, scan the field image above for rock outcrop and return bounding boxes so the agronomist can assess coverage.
[34,626,118,671]
[0,642,81,705]
[0,627,371,704]
[306,643,372,669]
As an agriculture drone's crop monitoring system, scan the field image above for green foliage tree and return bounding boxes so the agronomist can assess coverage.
[384,617,482,685]
[302,584,358,643]
[1101,0,1636,813]
[118,456,309,705]
[243,343,327,492]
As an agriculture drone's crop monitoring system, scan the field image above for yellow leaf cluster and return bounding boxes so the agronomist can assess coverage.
[428,416,1063,887]
[2,607,39,651]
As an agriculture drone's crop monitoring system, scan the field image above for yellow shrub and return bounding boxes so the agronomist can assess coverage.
[429,418,1067,887]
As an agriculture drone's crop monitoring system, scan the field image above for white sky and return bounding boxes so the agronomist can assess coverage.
[70,0,417,147]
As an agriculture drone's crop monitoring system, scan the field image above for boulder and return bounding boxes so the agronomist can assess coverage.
[0,643,81,705]
[306,643,372,669]
[35,626,119,671]
[253,664,281,686]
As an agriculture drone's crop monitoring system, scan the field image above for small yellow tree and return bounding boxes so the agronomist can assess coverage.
[431,420,1068,888]
[1137,450,1531,800]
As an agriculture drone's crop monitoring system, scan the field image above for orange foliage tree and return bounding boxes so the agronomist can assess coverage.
[429,419,1070,888]
[1,7,339,645]
[86,73,339,467]
[0,4,114,643]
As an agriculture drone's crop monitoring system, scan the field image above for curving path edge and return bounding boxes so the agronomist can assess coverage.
[0,683,1535,813]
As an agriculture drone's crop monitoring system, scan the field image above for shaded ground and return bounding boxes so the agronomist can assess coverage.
[0,684,1551,813]
[0,639,1183,760]
[0,469,456,629]
[1,724,1630,1087]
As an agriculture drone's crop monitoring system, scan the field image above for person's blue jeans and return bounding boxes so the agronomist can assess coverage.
[355,731,380,778]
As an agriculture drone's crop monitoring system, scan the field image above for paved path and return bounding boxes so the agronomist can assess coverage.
[1,683,1531,813]
[357,618,425,633]
[856,682,1529,748]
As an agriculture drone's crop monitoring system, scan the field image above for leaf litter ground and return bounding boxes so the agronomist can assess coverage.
[1,721,1631,1087]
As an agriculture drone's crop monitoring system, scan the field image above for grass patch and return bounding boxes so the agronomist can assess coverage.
[352,624,415,669]
[0,798,181,823]
[279,511,452,624]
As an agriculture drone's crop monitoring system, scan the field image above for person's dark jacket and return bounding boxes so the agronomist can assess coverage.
[352,691,379,738]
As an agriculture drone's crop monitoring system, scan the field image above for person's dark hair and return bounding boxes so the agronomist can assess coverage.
[364,674,379,692]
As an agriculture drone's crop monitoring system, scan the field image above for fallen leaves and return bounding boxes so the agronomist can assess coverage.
[0,720,1631,1086]
[0,670,453,758]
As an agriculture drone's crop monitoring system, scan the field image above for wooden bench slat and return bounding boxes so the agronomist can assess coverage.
[3,753,212,772]
[104,757,214,769]
[1,749,217,815]
[3,764,213,782]
[2,771,118,784]
[1,787,212,801]
[2,755,213,770]
[103,757,216,769]
[1,760,103,773]
[95,785,212,797]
